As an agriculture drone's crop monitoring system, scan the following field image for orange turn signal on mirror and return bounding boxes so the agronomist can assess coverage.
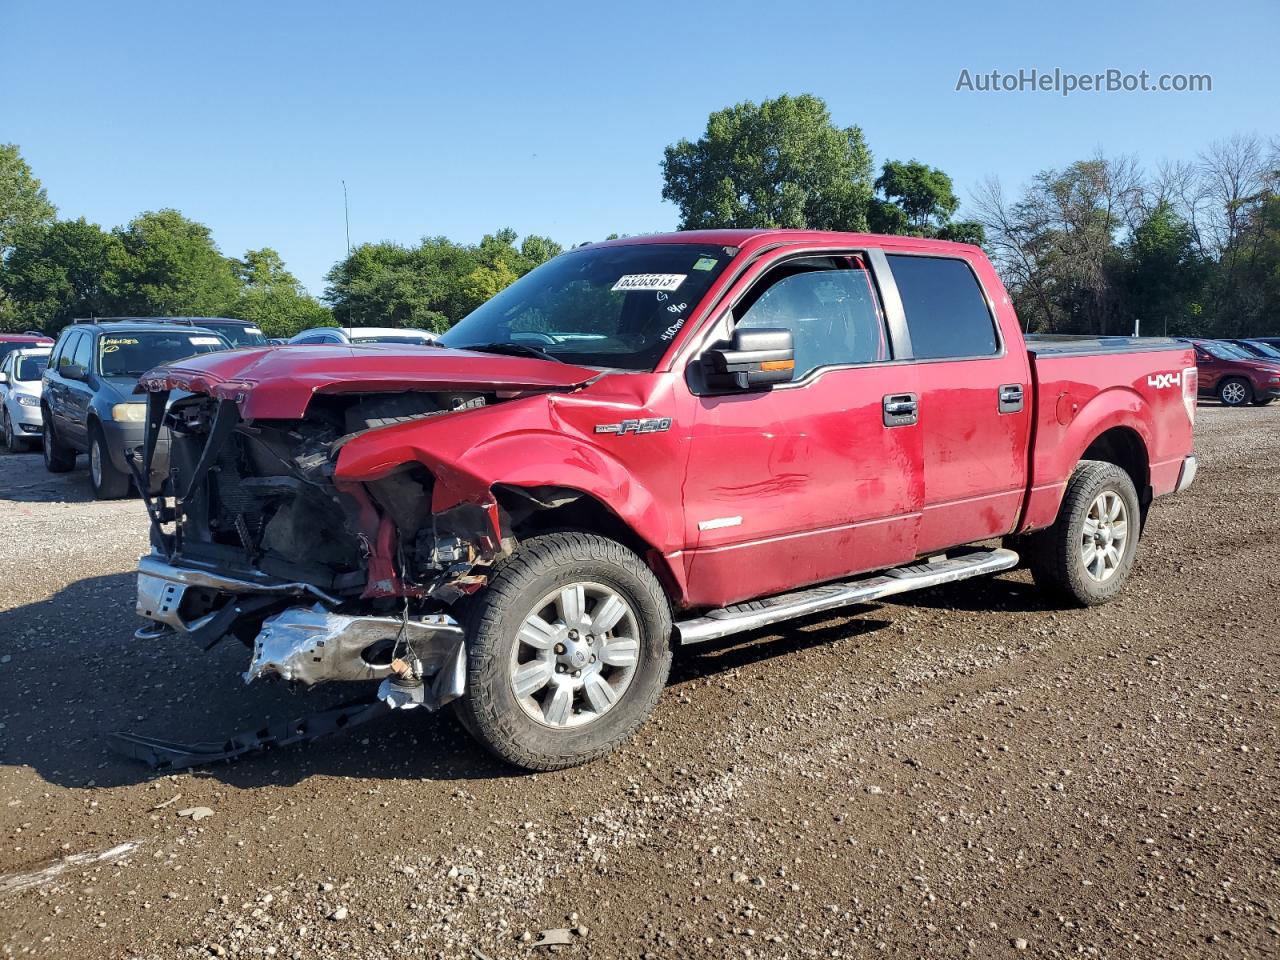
[760,360,794,372]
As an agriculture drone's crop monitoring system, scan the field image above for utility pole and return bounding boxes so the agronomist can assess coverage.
[342,180,351,256]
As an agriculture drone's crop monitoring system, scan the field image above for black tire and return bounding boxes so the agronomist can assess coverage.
[3,408,30,453]
[88,424,130,499]
[1251,398,1274,406]
[1218,377,1253,407]
[42,410,76,472]
[456,532,673,771]
[1025,460,1142,608]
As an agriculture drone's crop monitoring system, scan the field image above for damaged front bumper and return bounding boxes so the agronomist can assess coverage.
[135,553,467,711]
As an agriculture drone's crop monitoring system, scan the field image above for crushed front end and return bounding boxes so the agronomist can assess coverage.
[131,385,509,713]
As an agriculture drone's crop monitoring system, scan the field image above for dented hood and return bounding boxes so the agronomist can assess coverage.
[135,344,600,419]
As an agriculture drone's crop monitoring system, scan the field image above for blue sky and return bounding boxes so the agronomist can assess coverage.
[3,0,1276,295]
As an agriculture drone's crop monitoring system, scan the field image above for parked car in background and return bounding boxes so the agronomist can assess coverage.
[287,326,437,346]
[1182,338,1280,406]
[0,332,54,368]
[132,229,1198,770]
[0,346,52,452]
[98,316,269,349]
[42,320,230,498]
[1249,337,1280,349]
[1226,338,1280,362]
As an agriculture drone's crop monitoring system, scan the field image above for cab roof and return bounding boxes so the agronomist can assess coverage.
[591,228,983,257]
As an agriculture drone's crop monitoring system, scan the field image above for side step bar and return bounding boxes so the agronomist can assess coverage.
[674,547,1019,646]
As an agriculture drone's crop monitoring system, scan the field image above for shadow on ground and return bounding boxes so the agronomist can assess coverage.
[0,446,101,504]
[1,566,1043,791]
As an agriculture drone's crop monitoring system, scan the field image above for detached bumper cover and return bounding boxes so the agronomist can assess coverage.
[135,554,467,707]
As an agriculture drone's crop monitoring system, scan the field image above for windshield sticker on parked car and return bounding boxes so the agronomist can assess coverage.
[692,257,718,271]
[102,338,138,345]
[189,336,222,345]
[611,273,687,292]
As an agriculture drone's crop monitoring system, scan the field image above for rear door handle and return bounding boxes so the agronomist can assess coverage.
[883,392,919,427]
[998,383,1025,414]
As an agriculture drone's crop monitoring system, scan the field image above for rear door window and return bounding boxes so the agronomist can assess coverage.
[887,255,998,359]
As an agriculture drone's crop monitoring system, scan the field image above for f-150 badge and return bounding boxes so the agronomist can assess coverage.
[594,418,673,435]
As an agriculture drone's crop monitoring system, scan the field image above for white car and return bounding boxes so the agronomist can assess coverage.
[0,346,52,452]
[287,326,438,346]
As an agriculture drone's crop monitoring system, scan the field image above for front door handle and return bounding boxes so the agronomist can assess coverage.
[998,383,1025,414]
[883,392,919,427]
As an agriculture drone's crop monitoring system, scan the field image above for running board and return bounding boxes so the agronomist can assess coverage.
[674,548,1020,646]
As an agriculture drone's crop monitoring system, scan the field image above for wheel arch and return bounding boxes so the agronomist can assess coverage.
[493,483,684,605]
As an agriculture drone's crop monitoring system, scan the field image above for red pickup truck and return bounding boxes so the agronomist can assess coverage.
[128,230,1197,770]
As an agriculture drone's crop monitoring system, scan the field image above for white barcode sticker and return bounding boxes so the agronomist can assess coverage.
[190,336,222,345]
[611,273,686,292]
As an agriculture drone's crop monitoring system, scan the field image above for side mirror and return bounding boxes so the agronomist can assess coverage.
[703,327,795,391]
[62,363,87,381]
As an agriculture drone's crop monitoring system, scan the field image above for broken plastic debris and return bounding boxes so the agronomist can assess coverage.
[177,806,214,821]
[532,928,574,948]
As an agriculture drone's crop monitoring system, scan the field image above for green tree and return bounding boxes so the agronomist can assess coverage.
[0,218,120,332]
[661,94,874,231]
[324,230,561,331]
[869,159,984,244]
[870,160,960,235]
[1121,203,1207,336]
[108,209,240,316]
[0,144,56,257]
[231,247,330,337]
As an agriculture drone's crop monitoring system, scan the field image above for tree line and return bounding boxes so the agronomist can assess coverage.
[1,95,1276,339]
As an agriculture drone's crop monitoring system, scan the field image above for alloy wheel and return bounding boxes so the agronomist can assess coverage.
[508,581,640,728]
[1080,490,1129,582]
[1221,381,1248,405]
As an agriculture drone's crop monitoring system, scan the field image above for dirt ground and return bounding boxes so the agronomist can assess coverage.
[0,403,1276,960]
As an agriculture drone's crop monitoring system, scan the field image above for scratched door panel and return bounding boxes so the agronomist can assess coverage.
[681,364,923,609]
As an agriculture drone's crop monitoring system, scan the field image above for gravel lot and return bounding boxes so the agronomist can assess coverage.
[1,404,1276,959]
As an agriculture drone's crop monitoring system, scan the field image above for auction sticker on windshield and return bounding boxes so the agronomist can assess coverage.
[611,273,686,292]
[190,337,222,345]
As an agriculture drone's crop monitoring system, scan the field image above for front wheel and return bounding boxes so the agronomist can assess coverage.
[1025,460,1142,607]
[3,408,30,453]
[89,425,130,499]
[456,532,672,770]
[1218,377,1252,407]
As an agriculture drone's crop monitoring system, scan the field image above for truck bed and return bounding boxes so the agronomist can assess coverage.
[1025,334,1189,356]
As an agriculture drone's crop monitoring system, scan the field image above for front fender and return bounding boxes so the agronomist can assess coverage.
[333,391,685,585]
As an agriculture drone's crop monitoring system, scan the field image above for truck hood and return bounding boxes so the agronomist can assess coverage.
[135,345,601,419]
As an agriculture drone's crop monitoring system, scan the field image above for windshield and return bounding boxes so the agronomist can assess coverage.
[439,243,736,370]
[98,332,228,377]
[352,334,434,345]
[16,355,49,381]
[1200,341,1253,360]
[216,324,267,347]
[1241,339,1280,359]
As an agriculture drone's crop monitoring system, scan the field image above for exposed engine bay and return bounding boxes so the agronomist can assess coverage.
[132,387,517,718]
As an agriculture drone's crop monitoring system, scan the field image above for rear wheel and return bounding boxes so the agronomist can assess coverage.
[1026,460,1141,607]
[89,425,130,499]
[42,410,76,472]
[1218,377,1252,407]
[457,532,672,770]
